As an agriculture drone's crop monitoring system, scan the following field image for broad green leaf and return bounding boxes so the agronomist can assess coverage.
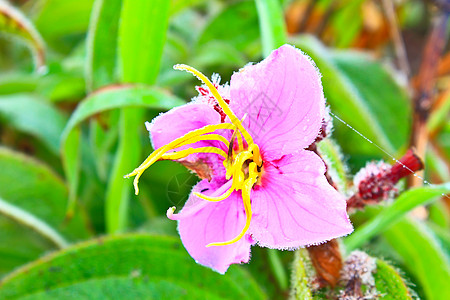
[0,94,66,154]
[331,52,411,152]
[0,234,266,299]
[373,259,412,300]
[197,1,260,57]
[0,0,45,68]
[255,0,287,57]
[86,0,122,91]
[345,183,450,251]
[291,36,411,165]
[383,218,450,300]
[427,222,450,255]
[34,0,94,40]
[0,148,90,275]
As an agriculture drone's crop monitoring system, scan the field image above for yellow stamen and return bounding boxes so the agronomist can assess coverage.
[161,147,227,160]
[174,64,254,146]
[125,123,235,195]
[125,65,265,248]
[207,162,259,247]
[194,186,234,202]
[175,133,229,148]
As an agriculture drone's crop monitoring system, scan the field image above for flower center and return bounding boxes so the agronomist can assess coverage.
[125,64,263,247]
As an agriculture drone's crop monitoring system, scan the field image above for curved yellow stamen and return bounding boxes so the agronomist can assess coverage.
[207,162,259,247]
[194,186,234,202]
[175,133,229,148]
[125,123,235,195]
[161,147,227,160]
[174,64,254,146]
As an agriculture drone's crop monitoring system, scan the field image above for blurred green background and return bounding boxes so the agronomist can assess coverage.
[0,0,449,299]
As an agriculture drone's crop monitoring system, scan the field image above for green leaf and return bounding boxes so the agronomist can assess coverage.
[330,0,365,48]
[0,94,67,154]
[60,86,184,220]
[291,36,411,164]
[61,129,81,217]
[0,234,266,299]
[0,0,45,68]
[197,1,260,57]
[86,0,122,91]
[105,107,142,233]
[62,86,183,139]
[169,0,205,16]
[118,0,170,84]
[373,259,412,300]
[345,183,450,251]
[383,218,450,300]
[34,0,94,40]
[255,0,287,57]
[0,148,90,275]
[104,0,172,233]
[192,41,247,69]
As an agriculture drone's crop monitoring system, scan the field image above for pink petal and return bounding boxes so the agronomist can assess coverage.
[177,179,253,274]
[249,150,353,248]
[147,102,227,179]
[229,44,325,160]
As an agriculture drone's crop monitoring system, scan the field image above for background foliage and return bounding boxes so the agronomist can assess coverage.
[0,0,449,299]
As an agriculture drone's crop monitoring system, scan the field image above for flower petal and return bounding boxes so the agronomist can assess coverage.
[147,102,226,179]
[249,150,353,248]
[230,44,325,159]
[176,179,253,274]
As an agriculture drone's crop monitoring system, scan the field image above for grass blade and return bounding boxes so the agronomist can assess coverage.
[345,183,450,251]
[255,0,287,57]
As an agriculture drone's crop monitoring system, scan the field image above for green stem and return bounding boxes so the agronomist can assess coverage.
[267,249,288,290]
[105,108,142,233]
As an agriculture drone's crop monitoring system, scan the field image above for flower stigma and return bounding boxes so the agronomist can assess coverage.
[124,64,263,247]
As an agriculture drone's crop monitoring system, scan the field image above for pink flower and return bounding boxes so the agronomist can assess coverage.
[126,44,353,274]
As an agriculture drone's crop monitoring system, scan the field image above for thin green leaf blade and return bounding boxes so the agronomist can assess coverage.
[86,0,122,91]
[255,0,287,56]
[345,183,450,251]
